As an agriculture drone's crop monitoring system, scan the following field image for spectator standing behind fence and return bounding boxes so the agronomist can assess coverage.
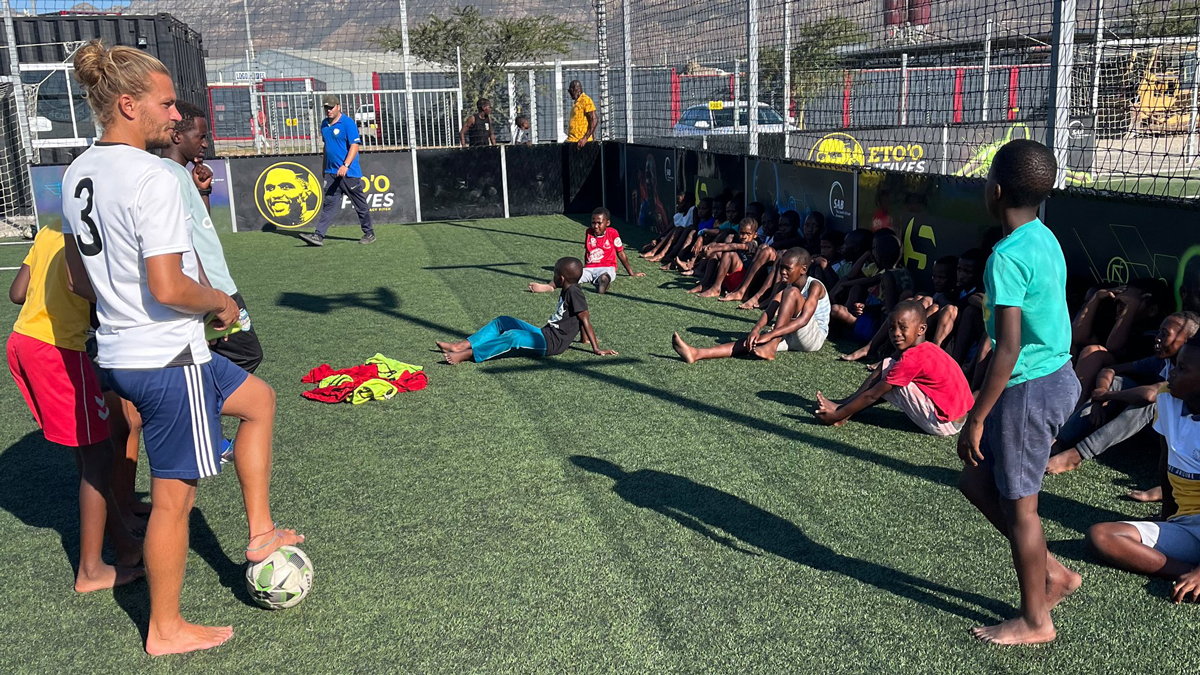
[566,80,597,148]
[461,99,497,148]
[513,115,532,145]
[298,95,375,247]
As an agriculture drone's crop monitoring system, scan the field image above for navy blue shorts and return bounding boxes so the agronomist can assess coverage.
[980,361,1079,500]
[105,354,249,480]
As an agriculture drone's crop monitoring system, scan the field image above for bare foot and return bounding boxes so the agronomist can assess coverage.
[1046,448,1083,475]
[435,340,469,352]
[75,564,145,593]
[1046,566,1082,609]
[1126,486,1163,502]
[839,347,869,362]
[815,391,848,427]
[245,526,305,563]
[528,282,555,293]
[672,332,697,364]
[750,342,778,361]
[697,287,721,298]
[970,617,1056,645]
[443,350,473,365]
[719,291,744,302]
[681,270,696,277]
[737,300,761,311]
[659,263,675,271]
[686,284,705,294]
[146,621,234,656]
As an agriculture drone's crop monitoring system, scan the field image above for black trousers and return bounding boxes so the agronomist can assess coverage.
[314,174,374,237]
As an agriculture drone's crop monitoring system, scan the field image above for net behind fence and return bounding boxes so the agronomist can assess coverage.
[1,0,1198,212]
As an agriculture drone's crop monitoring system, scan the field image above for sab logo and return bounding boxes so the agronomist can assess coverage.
[254,162,323,229]
[828,180,851,221]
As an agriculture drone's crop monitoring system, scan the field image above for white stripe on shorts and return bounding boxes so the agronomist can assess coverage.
[192,365,218,476]
[184,365,217,478]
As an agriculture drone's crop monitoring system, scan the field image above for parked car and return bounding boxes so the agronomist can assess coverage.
[354,103,377,125]
[671,102,793,136]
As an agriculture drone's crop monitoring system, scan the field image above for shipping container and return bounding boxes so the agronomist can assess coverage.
[0,13,208,162]
[209,84,255,141]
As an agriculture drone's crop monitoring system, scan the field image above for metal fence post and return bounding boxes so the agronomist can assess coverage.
[2,0,33,167]
[782,0,791,158]
[747,0,759,156]
[507,72,516,142]
[1047,0,1077,189]
[982,19,992,122]
[595,0,610,141]
[1188,19,1200,162]
[555,59,565,143]
[622,0,633,142]
[1091,0,1104,121]
[398,0,421,221]
[455,46,464,134]
[529,69,538,143]
[900,53,909,126]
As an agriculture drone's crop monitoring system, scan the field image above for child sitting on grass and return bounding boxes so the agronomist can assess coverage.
[719,210,804,308]
[1046,311,1200,475]
[440,257,616,364]
[1086,336,1200,604]
[814,301,972,436]
[641,191,695,259]
[530,207,643,295]
[687,218,760,298]
[672,248,829,362]
[831,229,914,348]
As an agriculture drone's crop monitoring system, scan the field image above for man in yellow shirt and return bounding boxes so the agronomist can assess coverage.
[7,221,143,593]
[566,80,597,148]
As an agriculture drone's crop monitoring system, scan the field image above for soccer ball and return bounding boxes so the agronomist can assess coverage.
[245,545,313,610]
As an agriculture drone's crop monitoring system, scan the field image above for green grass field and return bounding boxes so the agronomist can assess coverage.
[1,215,1198,673]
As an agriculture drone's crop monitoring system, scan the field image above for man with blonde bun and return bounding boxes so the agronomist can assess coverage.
[61,40,303,656]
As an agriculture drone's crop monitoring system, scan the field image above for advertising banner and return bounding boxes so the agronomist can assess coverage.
[790,119,1095,185]
[229,152,415,232]
[857,170,999,289]
[625,145,676,232]
[32,159,234,233]
[1044,194,1200,310]
[746,159,855,231]
[505,144,564,217]
[676,149,745,211]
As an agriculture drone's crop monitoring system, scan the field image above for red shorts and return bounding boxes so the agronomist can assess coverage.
[7,332,110,447]
[722,268,747,293]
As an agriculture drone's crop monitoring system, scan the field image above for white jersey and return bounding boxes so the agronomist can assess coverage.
[61,143,210,369]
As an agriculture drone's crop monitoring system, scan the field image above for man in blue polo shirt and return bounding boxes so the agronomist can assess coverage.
[299,94,375,246]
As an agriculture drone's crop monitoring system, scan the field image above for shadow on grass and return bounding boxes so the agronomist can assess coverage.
[416,220,580,245]
[483,360,1132,534]
[262,224,359,243]
[277,286,464,336]
[0,433,256,644]
[686,326,745,342]
[424,262,544,283]
[767,390,917,434]
[571,455,1012,623]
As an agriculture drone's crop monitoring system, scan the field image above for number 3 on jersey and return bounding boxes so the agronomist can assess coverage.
[74,177,103,256]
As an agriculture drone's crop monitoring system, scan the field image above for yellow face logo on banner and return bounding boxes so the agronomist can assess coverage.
[255,162,322,228]
[809,133,866,167]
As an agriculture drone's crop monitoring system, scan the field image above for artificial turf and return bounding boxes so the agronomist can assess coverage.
[0,214,1197,673]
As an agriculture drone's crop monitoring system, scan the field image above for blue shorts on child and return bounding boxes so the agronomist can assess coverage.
[105,353,249,480]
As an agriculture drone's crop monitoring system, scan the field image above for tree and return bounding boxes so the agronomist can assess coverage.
[376,6,585,124]
[1129,0,1199,37]
[757,17,866,130]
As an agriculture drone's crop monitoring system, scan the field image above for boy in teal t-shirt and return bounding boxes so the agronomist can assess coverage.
[957,140,1080,646]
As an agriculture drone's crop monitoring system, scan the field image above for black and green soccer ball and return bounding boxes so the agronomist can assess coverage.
[245,545,313,610]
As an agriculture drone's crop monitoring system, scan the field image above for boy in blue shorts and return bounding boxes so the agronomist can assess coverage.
[956,139,1080,645]
[439,257,617,364]
[1087,337,1200,603]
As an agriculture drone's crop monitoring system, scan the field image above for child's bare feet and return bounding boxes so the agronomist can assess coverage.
[1046,566,1082,609]
[75,564,144,593]
[245,526,305,564]
[1126,486,1163,502]
[696,287,721,298]
[672,332,697,364]
[435,340,469,353]
[839,346,869,362]
[1045,448,1083,475]
[814,391,848,426]
[659,263,675,271]
[686,284,705,294]
[146,621,234,656]
[970,617,1056,645]
[528,282,555,293]
[443,350,472,365]
[737,299,760,311]
[719,291,743,302]
[751,341,779,361]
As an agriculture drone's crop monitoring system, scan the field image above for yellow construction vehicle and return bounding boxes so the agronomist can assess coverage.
[1129,44,1198,135]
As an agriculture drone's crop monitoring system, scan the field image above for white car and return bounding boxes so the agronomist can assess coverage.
[353,103,376,125]
[672,102,793,136]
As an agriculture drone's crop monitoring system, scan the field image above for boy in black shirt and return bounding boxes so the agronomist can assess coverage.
[437,257,617,364]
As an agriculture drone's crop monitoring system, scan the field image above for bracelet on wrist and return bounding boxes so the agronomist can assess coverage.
[198,188,212,196]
